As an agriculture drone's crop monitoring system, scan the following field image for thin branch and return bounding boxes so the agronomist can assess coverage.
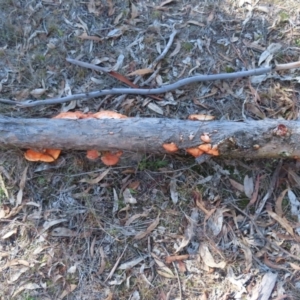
[7,67,272,108]
[152,28,179,66]
[1,61,299,108]
[66,57,111,73]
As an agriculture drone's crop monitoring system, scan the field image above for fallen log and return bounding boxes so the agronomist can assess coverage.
[0,116,299,159]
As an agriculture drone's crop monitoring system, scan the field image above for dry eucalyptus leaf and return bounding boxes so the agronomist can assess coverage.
[147,102,164,115]
[80,168,110,184]
[229,178,244,193]
[51,227,77,237]
[170,178,178,204]
[199,244,226,269]
[59,284,77,300]
[176,209,198,253]
[30,88,47,98]
[267,210,294,237]
[16,166,28,206]
[12,283,41,298]
[128,68,153,76]
[123,188,137,204]
[250,272,277,300]
[134,214,160,240]
[131,2,138,19]
[243,175,254,199]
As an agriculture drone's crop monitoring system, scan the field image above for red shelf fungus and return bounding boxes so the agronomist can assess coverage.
[86,149,100,160]
[24,149,61,162]
[163,142,178,153]
[101,151,123,166]
[24,110,126,165]
[186,147,204,158]
[53,111,86,119]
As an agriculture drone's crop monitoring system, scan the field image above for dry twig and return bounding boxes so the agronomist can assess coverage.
[1,61,299,108]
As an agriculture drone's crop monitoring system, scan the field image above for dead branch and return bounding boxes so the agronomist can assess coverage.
[1,116,299,159]
[1,58,299,108]
[2,67,272,107]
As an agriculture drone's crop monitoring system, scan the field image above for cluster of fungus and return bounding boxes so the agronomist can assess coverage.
[163,133,219,158]
[24,110,126,166]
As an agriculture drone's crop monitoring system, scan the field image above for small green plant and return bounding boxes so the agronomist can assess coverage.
[21,294,36,300]
[138,157,168,171]
[33,54,45,63]
[151,10,162,19]
[37,176,47,186]
[182,42,193,52]
[279,10,289,22]
[295,39,300,47]
[225,66,235,73]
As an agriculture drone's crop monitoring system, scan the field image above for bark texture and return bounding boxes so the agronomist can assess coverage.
[0,116,299,159]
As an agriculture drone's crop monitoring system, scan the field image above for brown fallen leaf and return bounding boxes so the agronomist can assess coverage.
[175,210,198,253]
[152,252,175,278]
[248,174,261,206]
[79,168,110,184]
[58,284,77,300]
[267,210,294,237]
[275,189,288,217]
[199,244,226,269]
[78,32,102,42]
[186,20,205,27]
[165,254,189,264]
[130,2,138,19]
[16,166,28,206]
[128,68,154,76]
[263,254,289,271]
[229,178,244,193]
[107,0,114,16]
[134,214,160,240]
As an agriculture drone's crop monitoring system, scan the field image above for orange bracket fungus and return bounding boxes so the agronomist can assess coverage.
[101,151,123,166]
[163,142,178,153]
[90,111,126,165]
[186,144,219,158]
[24,110,126,165]
[24,149,61,162]
[199,144,219,156]
[86,149,100,160]
[186,147,204,158]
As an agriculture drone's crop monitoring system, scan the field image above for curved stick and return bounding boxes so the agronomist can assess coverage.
[15,67,272,107]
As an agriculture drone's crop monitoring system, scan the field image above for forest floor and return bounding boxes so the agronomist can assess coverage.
[1,0,300,299]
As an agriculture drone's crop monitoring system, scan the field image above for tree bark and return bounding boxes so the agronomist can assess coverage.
[0,116,299,159]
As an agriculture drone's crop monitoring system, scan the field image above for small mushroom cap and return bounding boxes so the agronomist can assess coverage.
[101,151,123,166]
[198,144,212,152]
[45,149,61,160]
[200,134,211,143]
[199,144,219,156]
[186,147,204,158]
[207,145,219,156]
[93,111,127,119]
[163,142,178,153]
[86,149,100,160]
